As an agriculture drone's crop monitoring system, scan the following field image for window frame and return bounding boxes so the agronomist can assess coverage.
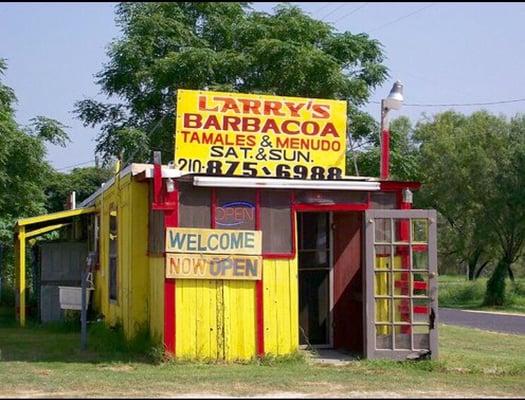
[108,203,118,303]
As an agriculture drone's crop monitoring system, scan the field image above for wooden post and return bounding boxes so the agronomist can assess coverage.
[81,269,87,350]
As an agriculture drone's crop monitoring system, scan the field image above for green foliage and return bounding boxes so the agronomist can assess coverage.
[252,351,306,366]
[484,260,508,306]
[75,2,388,163]
[439,276,487,309]
[354,116,419,180]
[413,111,525,303]
[0,59,71,301]
[88,321,162,363]
[27,116,70,147]
[45,166,113,213]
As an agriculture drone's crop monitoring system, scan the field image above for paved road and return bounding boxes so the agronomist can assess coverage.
[439,308,525,335]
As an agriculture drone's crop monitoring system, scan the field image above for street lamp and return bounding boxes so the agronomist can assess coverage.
[380,80,404,180]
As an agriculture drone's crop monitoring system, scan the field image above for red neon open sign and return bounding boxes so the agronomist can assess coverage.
[216,201,255,227]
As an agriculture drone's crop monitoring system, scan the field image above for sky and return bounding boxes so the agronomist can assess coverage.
[2,2,525,171]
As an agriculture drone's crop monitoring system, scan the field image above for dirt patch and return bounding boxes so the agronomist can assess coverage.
[96,364,136,372]
[34,369,52,377]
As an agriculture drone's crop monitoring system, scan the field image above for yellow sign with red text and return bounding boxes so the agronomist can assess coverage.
[175,90,347,180]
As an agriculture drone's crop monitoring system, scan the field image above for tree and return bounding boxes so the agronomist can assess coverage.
[413,111,525,305]
[353,116,420,180]
[45,166,113,213]
[0,58,69,301]
[75,2,388,164]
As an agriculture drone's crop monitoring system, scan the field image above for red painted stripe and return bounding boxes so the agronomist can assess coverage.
[255,189,261,231]
[163,183,179,355]
[293,203,368,212]
[255,278,265,356]
[153,163,162,204]
[255,189,265,356]
[263,253,295,260]
[380,181,421,191]
[290,191,297,258]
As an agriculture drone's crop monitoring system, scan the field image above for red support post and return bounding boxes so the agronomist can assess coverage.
[152,152,179,356]
[255,189,265,357]
[163,188,178,355]
[380,128,390,180]
[399,189,412,334]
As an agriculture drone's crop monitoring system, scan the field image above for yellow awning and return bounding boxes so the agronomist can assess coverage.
[16,207,96,227]
[14,206,97,326]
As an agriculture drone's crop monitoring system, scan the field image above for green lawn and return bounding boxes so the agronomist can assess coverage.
[0,307,524,397]
[439,275,525,314]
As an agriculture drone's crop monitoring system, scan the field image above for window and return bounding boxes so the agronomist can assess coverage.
[215,188,256,230]
[87,214,101,269]
[148,183,165,256]
[260,190,293,255]
[108,204,118,302]
[370,192,397,209]
[295,190,367,205]
[179,181,211,228]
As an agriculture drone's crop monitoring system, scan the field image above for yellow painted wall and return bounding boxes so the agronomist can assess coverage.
[173,258,298,360]
[93,174,150,339]
[263,259,298,356]
[175,279,256,360]
[92,174,300,360]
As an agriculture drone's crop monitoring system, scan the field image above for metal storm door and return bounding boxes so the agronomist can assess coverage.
[364,209,438,360]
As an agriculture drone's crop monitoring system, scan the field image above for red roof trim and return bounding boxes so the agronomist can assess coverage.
[380,181,421,191]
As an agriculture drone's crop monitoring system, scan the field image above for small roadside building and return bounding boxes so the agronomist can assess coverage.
[14,89,438,361]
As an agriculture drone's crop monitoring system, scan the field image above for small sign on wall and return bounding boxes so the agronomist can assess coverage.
[165,227,262,280]
[165,227,261,255]
[216,201,255,227]
[166,253,262,280]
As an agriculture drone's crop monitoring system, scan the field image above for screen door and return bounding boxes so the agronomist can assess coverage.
[364,209,438,360]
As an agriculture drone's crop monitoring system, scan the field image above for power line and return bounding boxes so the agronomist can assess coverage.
[330,3,369,25]
[319,3,349,21]
[368,3,435,33]
[370,97,525,107]
[56,159,96,171]
[310,2,336,16]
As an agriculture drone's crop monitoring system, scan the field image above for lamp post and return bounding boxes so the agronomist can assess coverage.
[380,80,404,180]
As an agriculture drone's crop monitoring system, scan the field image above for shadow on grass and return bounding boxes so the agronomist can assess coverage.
[0,306,162,365]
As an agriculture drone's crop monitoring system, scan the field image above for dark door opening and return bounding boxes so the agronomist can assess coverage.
[298,212,331,347]
[298,211,364,355]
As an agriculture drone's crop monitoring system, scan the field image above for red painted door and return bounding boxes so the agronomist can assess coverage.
[333,212,363,353]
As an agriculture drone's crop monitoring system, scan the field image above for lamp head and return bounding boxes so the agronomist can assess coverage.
[383,80,404,110]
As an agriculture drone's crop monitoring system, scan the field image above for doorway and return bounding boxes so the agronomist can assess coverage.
[298,211,365,355]
[298,212,332,347]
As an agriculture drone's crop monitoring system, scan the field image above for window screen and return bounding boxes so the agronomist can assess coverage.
[87,214,101,269]
[215,188,256,230]
[370,192,397,209]
[260,190,292,254]
[148,183,165,255]
[179,181,211,228]
[294,190,367,204]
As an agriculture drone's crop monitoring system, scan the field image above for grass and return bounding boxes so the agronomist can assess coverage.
[0,307,524,397]
[439,275,525,314]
